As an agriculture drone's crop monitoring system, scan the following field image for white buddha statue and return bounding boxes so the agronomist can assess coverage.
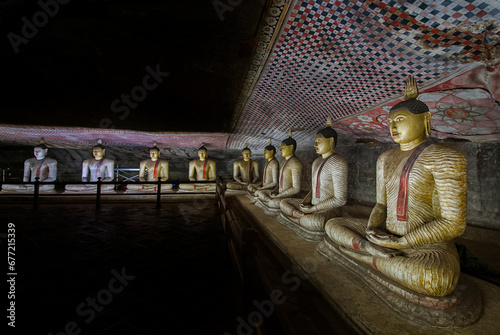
[65,140,115,192]
[178,146,217,192]
[2,138,57,192]
[248,139,279,202]
[226,145,260,191]
[126,143,172,192]
[321,76,468,297]
[278,119,348,241]
[255,130,303,216]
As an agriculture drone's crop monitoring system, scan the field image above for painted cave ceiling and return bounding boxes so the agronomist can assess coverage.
[0,0,499,151]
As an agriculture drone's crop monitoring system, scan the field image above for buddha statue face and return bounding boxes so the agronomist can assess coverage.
[280,143,294,158]
[198,149,207,161]
[242,149,251,161]
[388,108,428,145]
[264,148,274,160]
[150,149,160,161]
[93,147,105,160]
[34,147,47,160]
[314,134,334,155]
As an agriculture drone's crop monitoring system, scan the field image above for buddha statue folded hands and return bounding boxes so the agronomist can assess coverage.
[321,76,468,298]
[178,146,217,192]
[255,130,303,216]
[278,119,347,241]
[247,139,279,203]
[65,140,115,193]
[2,138,57,193]
[227,145,260,191]
[127,143,172,192]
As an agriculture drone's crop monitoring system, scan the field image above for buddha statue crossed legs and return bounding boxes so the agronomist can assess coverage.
[255,131,302,216]
[65,140,115,192]
[127,143,172,192]
[2,139,57,192]
[278,121,347,241]
[248,140,279,202]
[322,77,467,297]
[178,146,217,192]
[226,145,260,191]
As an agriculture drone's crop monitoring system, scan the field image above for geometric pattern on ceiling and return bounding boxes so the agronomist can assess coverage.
[228,0,500,150]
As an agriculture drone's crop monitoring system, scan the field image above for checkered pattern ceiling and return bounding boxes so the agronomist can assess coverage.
[228,0,500,150]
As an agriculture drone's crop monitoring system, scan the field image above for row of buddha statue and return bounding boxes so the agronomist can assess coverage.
[239,76,469,307]
[1,77,470,306]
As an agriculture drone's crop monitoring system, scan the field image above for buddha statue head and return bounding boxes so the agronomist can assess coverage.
[242,144,251,161]
[33,138,48,160]
[315,116,337,156]
[198,146,208,161]
[92,139,106,161]
[280,129,297,159]
[149,142,160,161]
[264,139,276,160]
[388,76,431,150]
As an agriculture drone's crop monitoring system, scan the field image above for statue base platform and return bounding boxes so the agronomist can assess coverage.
[317,237,483,328]
[276,212,325,242]
[226,195,499,334]
[1,184,56,193]
[125,184,173,193]
[254,199,281,216]
[64,185,116,193]
[177,183,216,192]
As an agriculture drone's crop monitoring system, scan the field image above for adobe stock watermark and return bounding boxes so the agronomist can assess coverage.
[7,0,71,54]
[224,255,321,335]
[212,0,245,21]
[99,64,170,129]
[48,267,135,335]
[179,196,211,226]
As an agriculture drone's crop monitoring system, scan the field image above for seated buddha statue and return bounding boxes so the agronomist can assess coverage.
[322,76,467,297]
[65,140,115,192]
[2,138,57,192]
[255,130,303,216]
[178,146,217,192]
[127,143,172,192]
[278,119,347,241]
[247,139,279,201]
[226,145,260,191]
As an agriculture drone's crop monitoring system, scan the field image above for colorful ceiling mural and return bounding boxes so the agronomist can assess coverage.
[228,0,500,150]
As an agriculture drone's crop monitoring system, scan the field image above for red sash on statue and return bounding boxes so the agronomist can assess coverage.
[96,159,104,177]
[315,154,336,198]
[248,160,252,181]
[263,161,269,183]
[396,142,431,221]
[202,160,208,180]
[35,159,45,179]
[153,160,160,179]
[279,158,291,188]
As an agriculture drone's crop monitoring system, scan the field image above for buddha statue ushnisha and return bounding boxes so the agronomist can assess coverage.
[278,118,348,241]
[2,138,57,192]
[255,129,303,216]
[322,76,467,297]
[65,140,115,192]
[248,139,279,201]
[178,145,217,192]
[127,142,172,192]
[226,144,260,191]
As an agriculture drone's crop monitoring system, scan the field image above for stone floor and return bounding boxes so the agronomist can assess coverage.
[3,201,246,335]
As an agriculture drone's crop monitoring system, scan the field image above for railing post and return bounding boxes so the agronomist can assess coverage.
[96,177,102,208]
[156,177,162,208]
[33,177,40,209]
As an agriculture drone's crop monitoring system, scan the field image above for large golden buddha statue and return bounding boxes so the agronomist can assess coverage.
[278,119,347,241]
[127,143,172,192]
[2,138,57,192]
[178,146,217,192]
[226,145,260,191]
[321,77,467,297]
[248,139,279,200]
[255,130,303,216]
[65,140,115,192]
